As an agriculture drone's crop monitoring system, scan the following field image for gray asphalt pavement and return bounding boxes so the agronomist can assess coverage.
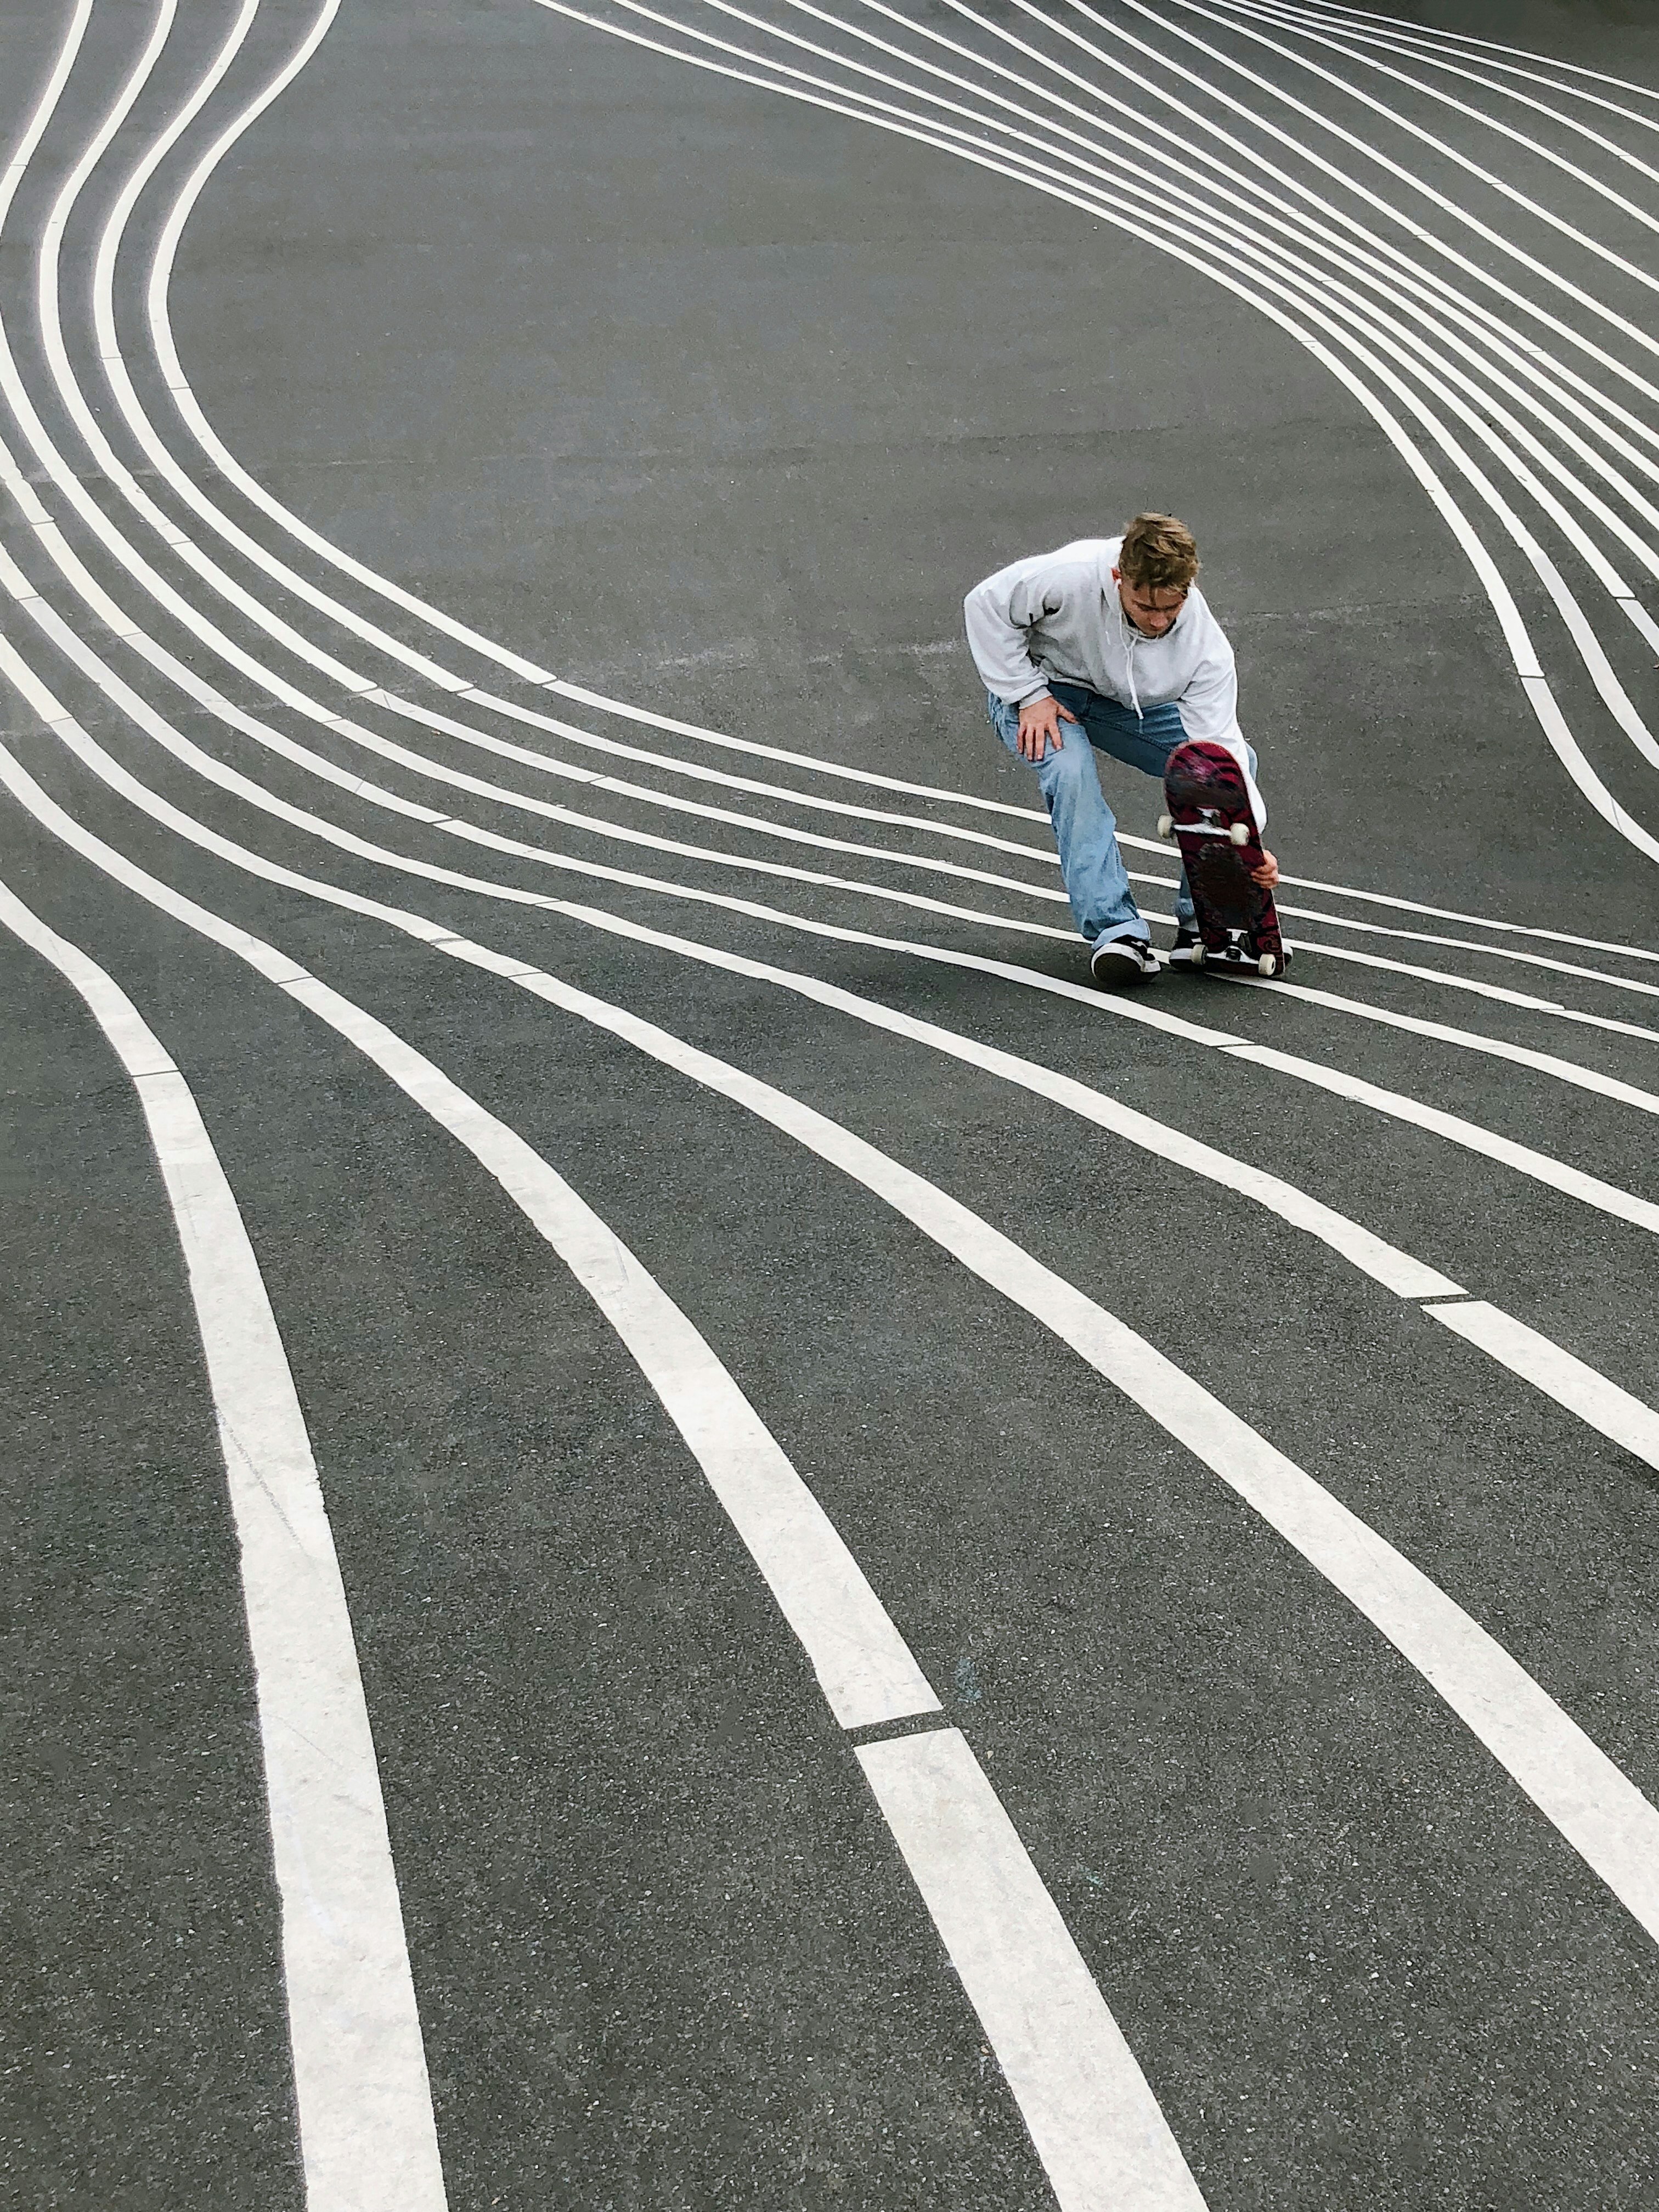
[5,1,1659,2207]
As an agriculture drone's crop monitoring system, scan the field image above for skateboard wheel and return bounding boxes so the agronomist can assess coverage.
[1156,813,1174,842]
[1258,953,1277,977]
[1228,821,1250,847]
[1190,943,1205,969]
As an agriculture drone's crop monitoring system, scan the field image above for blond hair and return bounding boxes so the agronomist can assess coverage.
[1118,512,1200,593]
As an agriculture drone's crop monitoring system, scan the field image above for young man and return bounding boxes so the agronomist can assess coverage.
[964,512,1277,986]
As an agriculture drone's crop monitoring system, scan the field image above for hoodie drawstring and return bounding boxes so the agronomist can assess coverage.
[1117,596,1143,720]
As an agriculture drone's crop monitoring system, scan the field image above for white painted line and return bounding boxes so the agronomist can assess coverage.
[767,0,1659,659]
[0,874,448,2212]
[1230,974,1659,1117]
[1246,0,1659,192]
[1273,935,1659,1040]
[1286,1,1659,108]
[1424,1302,1659,1477]
[1217,0,1659,244]
[1154,0,1659,352]
[1230,1042,1659,1239]
[858,1728,1206,2212]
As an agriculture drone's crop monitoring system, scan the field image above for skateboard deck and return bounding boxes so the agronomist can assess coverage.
[1158,740,1289,977]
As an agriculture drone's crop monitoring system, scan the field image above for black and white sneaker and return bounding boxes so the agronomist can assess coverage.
[1090,938,1161,988]
[1168,922,1203,967]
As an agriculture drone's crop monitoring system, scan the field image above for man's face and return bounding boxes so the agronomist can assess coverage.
[1113,566,1188,639]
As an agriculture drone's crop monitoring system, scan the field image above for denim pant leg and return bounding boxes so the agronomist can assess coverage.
[986,691,1148,945]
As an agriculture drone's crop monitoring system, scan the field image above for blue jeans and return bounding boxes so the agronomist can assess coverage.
[988,681,1255,945]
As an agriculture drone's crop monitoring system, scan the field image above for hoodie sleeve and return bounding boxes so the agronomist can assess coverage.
[963,555,1068,708]
[1176,618,1268,833]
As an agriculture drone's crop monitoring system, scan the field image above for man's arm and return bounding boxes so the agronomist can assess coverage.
[964,556,1079,762]
[1179,628,1279,888]
[964,560,1057,706]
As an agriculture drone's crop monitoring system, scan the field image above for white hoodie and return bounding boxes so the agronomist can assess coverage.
[964,535,1265,826]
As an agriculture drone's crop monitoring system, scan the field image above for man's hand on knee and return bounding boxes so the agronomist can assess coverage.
[1017,693,1077,761]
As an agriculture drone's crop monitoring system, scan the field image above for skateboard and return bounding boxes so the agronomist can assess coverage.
[1156,739,1290,978]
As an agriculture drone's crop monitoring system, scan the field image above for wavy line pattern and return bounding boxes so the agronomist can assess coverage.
[4,0,1659,2204]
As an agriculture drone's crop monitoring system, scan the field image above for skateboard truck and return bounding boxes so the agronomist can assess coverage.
[1158,812,1250,848]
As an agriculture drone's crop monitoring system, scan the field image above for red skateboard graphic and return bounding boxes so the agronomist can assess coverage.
[1157,740,1290,978]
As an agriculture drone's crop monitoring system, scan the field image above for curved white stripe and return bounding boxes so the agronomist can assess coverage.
[1153,0,1659,335]
[690,0,1659,564]
[1236,973,1659,1116]
[5,676,1657,1959]
[860,1727,1208,2212]
[1269,935,1659,1041]
[1246,870,1659,966]
[1213,0,1659,230]
[1425,1301,1659,1477]
[363,697,1659,1018]
[46,4,437,684]
[1061,0,1659,412]
[0,867,448,2212]
[1288,2,1659,111]
[1238,0,1659,187]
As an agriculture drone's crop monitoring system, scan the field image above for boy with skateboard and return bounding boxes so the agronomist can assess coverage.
[964,512,1279,986]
